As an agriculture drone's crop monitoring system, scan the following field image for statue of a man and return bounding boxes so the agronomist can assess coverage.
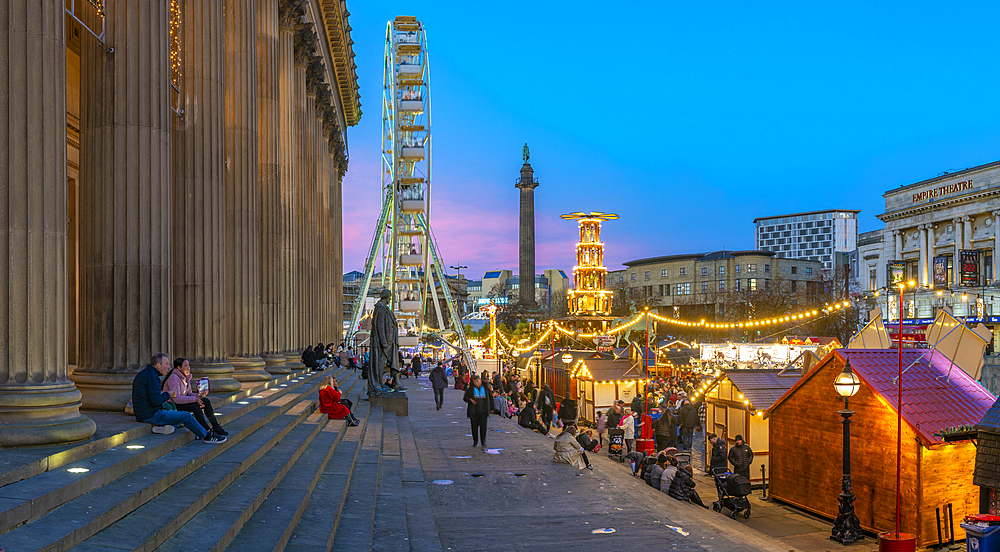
[522,143,530,164]
[368,289,399,396]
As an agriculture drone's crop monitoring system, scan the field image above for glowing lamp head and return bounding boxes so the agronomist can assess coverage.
[561,353,574,365]
[834,359,861,398]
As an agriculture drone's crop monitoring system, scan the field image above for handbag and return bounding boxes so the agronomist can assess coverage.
[163,400,177,411]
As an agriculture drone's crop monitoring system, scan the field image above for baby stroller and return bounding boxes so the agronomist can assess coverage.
[607,428,625,462]
[711,468,752,519]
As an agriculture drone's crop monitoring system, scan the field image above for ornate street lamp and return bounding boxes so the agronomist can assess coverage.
[831,359,864,545]
[560,352,573,397]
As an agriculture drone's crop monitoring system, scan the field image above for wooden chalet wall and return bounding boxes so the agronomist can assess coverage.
[770,356,923,543]
[919,442,977,543]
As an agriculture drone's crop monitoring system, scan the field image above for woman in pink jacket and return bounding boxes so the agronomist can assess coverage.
[162,358,228,437]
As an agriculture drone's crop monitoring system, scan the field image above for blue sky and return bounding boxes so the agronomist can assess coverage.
[341,1,1000,280]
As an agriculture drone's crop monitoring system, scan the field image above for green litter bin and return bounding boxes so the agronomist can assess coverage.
[961,522,1000,552]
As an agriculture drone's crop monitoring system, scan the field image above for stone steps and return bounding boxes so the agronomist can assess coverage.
[0,367,435,552]
[0,368,328,540]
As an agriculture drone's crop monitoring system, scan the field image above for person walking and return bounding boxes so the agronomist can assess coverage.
[708,432,728,473]
[678,400,699,451]
[595,410,607,448]
[463,374,492,447]
[536,383,555,433]
[620,408,635,454]
[411,353,422,378]
[728,435,754,480]
[429,361,448,410]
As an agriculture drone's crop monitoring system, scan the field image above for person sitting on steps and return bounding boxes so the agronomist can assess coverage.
[318,376,360,426]
[163,357,228,437]
[131,352,226,443]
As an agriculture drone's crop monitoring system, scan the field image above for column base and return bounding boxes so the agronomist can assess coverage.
[262,353,290,375]
[188,359,242,393]
[284,351,305,371]
[71,370,138,411]
[229,355,272,382]
[0,382,97,446]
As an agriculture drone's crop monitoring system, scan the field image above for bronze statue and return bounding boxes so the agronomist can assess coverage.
[367,289,400,396]
[522,143,529,164]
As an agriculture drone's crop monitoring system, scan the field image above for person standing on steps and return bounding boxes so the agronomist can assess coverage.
[463,374,492,447]
[429,361,448,410]
[131,353,225,443]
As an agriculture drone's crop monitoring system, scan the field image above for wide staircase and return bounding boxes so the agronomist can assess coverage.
[0,366,442,552]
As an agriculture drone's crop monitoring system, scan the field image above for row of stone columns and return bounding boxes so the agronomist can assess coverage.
[0,0,349,444]
[888,214,1000,288]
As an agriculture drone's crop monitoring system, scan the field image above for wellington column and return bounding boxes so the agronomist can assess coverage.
[515,144,539,308]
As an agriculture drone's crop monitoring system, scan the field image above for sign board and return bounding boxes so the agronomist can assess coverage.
[887,261,906,286]
[960,250,979,287]
[476,297,508,306]
[933,256,948,287]
[593,335,614,347]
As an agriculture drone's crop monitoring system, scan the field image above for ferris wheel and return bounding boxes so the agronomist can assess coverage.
[348,16,473,368]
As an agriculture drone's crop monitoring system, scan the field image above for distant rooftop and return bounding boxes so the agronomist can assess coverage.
[753,209,860,223]
[623,250,777,267]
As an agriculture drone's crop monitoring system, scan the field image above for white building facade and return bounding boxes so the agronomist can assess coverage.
[858,160,1000,322]
[754,210,860,271]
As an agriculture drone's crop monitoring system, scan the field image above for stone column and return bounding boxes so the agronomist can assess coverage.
[964,216,974,250]
[0,0,97,444]
[172,0,240,391]
[257,0,287,374]
[993,210,1000,284]
[72,0,174,410]
[954,218,964,283]
[516,161,538,307]
[224,0,269,382]
[279,1,304,369]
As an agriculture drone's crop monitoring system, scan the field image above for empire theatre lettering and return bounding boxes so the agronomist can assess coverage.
[912,180,974,202]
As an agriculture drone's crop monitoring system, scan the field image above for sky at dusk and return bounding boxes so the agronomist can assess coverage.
[341,1,1000,281]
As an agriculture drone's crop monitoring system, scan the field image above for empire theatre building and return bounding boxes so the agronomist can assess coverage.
[858,160,1000,348]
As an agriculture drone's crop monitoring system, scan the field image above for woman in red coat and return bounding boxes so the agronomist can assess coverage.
[318,376,359,426]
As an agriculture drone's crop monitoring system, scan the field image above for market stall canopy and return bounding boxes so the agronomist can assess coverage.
[973,398,1000,489]
[847,308,892,349]
[781,336,841,346]
[772,349,995,446]
[923,306,992,380]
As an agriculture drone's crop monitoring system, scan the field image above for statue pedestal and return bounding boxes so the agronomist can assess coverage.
[368,392,408,417]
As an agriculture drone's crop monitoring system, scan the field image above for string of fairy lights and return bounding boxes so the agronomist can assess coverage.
[479,299,853,355]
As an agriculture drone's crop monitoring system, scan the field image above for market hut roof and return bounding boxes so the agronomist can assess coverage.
[974,399,1000,489]
[977,398,1000,434]
[575,358,643,383]
[771,349,996,446]
[724,369,803,411]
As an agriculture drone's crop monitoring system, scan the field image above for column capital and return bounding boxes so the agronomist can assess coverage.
[992,210,1000,217]
[954,217,964,224]
[963,215,974,223]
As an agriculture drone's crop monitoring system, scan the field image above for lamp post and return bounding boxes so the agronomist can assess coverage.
[831,359,863,545]
[561,352,573,399]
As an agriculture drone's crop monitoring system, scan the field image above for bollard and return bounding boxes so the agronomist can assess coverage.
[760,463,767,500]
[947,503,954,546]
[935,507,942,547]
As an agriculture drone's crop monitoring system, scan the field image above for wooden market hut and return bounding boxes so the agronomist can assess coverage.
[768,349,995,547]
[570,356,645,423]
[973,398,1000,515]
[700,368,802,483]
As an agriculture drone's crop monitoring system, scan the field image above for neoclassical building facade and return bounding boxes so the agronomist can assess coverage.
[1,0,359,445]
[859,160,1000,325]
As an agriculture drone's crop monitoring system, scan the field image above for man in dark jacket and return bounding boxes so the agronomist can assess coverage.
[708,432,728,472]
[536,384,555,432]
[653,411,675,451]
[411,354,422,378]
[728,434,754,480]
[678,400,699,451]
[429,362,448,410]
[607,403,624,429]
[630,394,643,417]
[132,353,221,442]
[518,400,547,434]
